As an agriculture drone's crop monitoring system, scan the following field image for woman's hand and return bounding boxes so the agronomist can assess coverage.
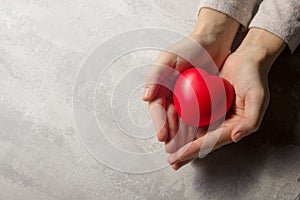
[143,9,240,149]
[168,28,286,170]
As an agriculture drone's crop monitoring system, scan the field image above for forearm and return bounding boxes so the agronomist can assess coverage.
[197,0,260,28]
[193,8,240,50]
[235,28,286,71]
[191,8,240,67]
[249,0,300,53]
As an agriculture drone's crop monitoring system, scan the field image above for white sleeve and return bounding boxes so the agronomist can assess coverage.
[198,0,261,28]
[249,0,300,53]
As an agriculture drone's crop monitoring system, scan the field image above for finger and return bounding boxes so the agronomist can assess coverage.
[165,117,199,153]
[168,124,233,164]
[168,140,197,165]
[232,89,269,142]
[165,121,205,154]
[143,62,174,101]
[173,118,190,151]
[165,119,187,153]
[185,125,200,146]
[149,94,168,142]
[205,124,233,153]
[166,103,178,142]
[171,157,196,171]
[143,84,160,101]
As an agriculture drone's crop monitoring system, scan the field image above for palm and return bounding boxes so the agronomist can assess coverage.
[144,35,232,170]
[167,52,271,170]
[150,69,206,146]
[220,53,270,134]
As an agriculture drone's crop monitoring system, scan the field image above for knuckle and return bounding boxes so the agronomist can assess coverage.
[167,105,177,117]
[156,51,174,63]
[174,56,188,71]
[157,129,167,142]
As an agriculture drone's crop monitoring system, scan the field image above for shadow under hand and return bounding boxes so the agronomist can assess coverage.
[190,46,300,199]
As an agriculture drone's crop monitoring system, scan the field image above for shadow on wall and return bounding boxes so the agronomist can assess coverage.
[191,45,300,198]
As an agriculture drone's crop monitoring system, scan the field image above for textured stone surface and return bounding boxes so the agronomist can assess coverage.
[0,1,299,199]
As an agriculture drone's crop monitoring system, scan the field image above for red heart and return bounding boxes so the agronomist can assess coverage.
[173,68,234,126]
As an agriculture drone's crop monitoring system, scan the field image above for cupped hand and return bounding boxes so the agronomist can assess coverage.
[167,51,271,170]
[143,8,240,169]
[143,33,228,144]
[168,28,286,170]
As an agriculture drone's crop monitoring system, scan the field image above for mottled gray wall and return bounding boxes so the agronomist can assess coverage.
[0,1,299,200]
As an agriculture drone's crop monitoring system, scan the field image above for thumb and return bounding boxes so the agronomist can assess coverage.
[143,57,177,101]
[143,83,160,101]
[231,90,268,142]
[143,62,166,101]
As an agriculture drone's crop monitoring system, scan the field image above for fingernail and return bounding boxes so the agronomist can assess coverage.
[143,87,150,99]
[172,164,179,171]
[233,132,243,142]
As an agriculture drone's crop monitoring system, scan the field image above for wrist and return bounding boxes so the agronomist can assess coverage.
[191,8,240,68]
[235,28,286,68]
[192,8,240,50]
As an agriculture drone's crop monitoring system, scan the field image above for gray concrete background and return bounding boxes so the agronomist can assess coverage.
[0,0,299,199]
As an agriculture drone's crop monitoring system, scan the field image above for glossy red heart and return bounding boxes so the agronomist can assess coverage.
[173,68,234,126]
